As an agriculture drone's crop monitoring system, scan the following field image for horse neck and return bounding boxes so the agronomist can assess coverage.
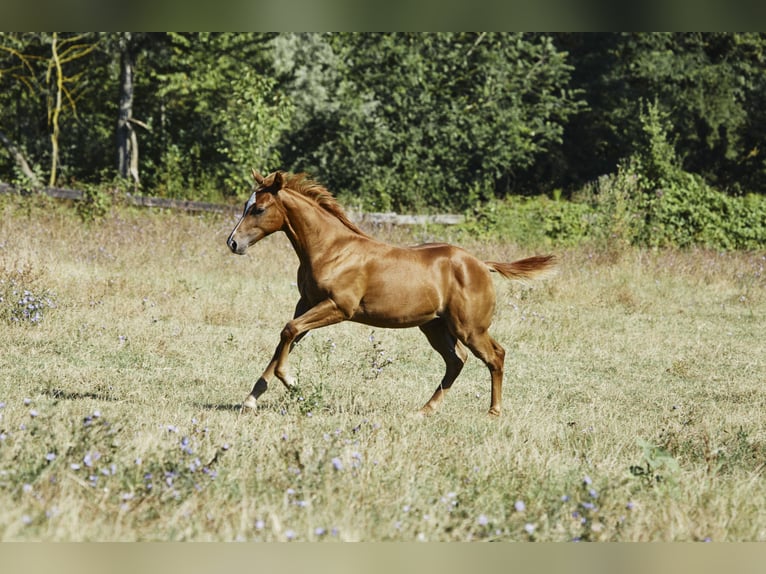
[279,188,360,264]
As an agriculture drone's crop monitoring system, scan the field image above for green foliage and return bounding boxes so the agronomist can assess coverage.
[141,33,290,201]
[215,67,293,193]
[642,174,764,250]
[1,32,766,240]
[558,33,766,194]
[630,439,681,488]
[463,98,766,251]
[625,100,766,250]
[75,184,113,223]
[458,194,591,247]
[277,33,584,212]
[462,163,766,250]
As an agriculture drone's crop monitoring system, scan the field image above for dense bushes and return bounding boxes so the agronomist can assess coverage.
[460,103,766,250]
[460,175,766,251]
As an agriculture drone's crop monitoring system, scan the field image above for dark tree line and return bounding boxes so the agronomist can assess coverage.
[1,32,765,212]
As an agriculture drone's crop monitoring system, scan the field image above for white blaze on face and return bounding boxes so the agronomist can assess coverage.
[227,190,258,252]
[244,191,257,215]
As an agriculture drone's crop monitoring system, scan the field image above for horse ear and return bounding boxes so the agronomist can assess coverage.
[272,171,284,190]
[261,170,284,193]
[252,169,264,185]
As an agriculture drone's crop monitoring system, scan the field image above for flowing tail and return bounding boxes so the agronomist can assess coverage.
[485,255,558,282]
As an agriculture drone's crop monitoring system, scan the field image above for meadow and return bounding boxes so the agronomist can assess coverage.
[0,196,764,541]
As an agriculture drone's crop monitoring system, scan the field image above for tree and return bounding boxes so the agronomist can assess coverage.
[45,32,97,186]
[0,32,101,188]
[115,32,140,185]
[0,34,42,188]
[275,33,584,212]
[0,32,46,187]
[556,32,766,194]
[135,33,289,199]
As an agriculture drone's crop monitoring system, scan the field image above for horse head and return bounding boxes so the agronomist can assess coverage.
[226,170,286,255]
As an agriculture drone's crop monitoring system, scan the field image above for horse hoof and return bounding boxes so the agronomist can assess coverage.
[414,406,434,419]
[241,395,258,413]
[487,409,501,418]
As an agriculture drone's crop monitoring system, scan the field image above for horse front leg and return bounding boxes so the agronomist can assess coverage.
[241,298,349,413]
[241,299,307,412]
[240,345,293,413]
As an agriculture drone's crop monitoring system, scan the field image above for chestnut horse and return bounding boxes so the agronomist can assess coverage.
[227,170,556,416]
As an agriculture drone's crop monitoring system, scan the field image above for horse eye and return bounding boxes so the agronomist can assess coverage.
[252,206,265,215]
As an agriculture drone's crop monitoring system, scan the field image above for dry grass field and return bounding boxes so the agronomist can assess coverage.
[1,196,764,541]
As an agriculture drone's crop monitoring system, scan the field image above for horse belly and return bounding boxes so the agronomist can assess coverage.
[351,270,444,328]
[351,305,439,328]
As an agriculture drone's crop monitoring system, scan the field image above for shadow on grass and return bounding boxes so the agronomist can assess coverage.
[196,402,244,413]
[43,388,120,402]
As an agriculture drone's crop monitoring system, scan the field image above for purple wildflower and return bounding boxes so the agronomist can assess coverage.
[477,514,489,526]
[83,451,100,468]
[180,436,193,454]
[331,457,343,471]
[514,500,526,512]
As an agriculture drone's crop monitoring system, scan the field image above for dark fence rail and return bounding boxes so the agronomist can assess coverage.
[0,183,465,225]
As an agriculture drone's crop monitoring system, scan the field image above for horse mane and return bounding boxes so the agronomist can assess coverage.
[283,172,370,238]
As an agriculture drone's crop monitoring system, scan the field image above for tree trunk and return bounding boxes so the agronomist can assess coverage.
[117,34,139,185]
[48,32,62,187]
[0,129,42,188]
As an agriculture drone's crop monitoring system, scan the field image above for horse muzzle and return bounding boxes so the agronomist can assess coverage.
[227,236,247,255]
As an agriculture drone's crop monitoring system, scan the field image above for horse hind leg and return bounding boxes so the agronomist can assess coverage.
[462,330,505,416]
[418,319,469,415]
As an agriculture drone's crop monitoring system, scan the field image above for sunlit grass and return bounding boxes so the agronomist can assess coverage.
[1,199,764,541]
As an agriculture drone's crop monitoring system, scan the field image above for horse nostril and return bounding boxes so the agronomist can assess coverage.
[228,238,237,252]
